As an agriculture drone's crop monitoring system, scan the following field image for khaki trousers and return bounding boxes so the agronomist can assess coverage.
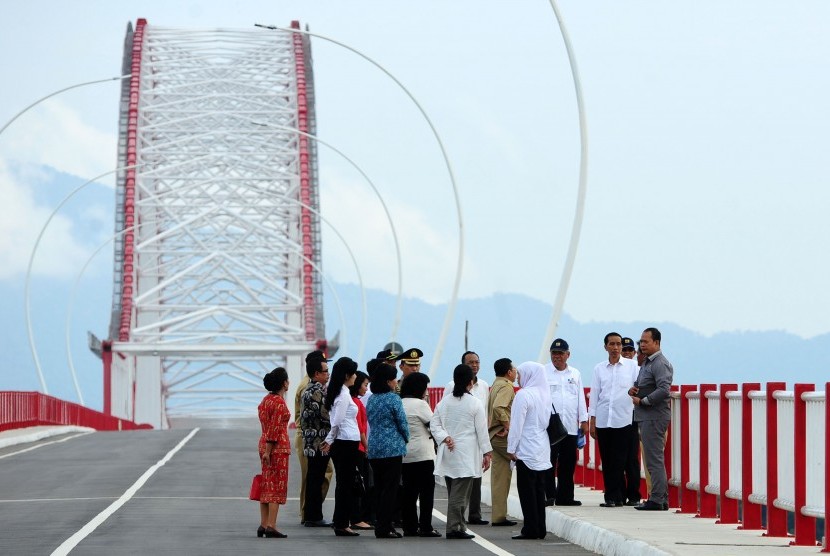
[489,435,512,523]
[295,432,333,520]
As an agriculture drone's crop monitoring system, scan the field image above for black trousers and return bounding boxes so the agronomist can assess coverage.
[545,434,577,502]
[516,460,547,539]
[624,423,642,503]
[596,425,633,504]
[401,459,435,533]
[304,453,331,522]
[370,456,402,535]
[330,439,360,529]
[350,452,374,525]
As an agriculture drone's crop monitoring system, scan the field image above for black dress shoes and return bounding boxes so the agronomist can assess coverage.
[402,530,420,537]
[544,498,556,506]
[375,530,403,538]
[491,520,518,527]
[264,527,287,538]
[304,519,333,527]
[446,530,475,539]
[600,502,622,508]
[467,518,489,525]
[257,525,266,538]
[511,534,537,540]
[418,529,442,537]
[623,500,640,507]
[556,500,582,506]
[635,500,668,511]
[334,528,359,537]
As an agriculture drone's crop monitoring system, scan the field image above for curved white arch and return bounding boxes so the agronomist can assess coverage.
[538,0,590,361]
[0,75,130,138]
[256,24,464,378]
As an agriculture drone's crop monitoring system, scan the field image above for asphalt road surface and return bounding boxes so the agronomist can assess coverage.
[0,426,595,555]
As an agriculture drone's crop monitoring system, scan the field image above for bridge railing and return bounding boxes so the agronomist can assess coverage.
[576,382,827,549]
[0,391,152,432]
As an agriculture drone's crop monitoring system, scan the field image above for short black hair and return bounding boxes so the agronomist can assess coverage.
[452,364,473,398]
[369,363,397,394]
[493,358,512,377]
[604,332,622,346]
[400,372,430,399]
[264,366,288,393]
[461,351,478,364]
[643,327,662,343]
[306,357,323,379]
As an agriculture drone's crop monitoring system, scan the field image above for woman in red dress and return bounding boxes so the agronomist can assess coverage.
[257,367,291,538]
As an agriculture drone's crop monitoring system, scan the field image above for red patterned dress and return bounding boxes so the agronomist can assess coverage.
[258,393,291,504]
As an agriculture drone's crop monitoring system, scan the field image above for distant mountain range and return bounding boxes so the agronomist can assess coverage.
[2,279,826,415]
[324,283,828,390]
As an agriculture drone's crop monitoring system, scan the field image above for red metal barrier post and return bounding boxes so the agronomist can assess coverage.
[765,382,788,537]
[738,383,763,530]
[718,383,739,524]
[791,383,816,546]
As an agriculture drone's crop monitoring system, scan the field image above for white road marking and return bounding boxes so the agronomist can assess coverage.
[432,508,516,556]
[0,432,92,460]
[50,428,200,556]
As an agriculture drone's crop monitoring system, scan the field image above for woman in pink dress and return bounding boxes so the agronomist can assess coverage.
[257,367,291,538]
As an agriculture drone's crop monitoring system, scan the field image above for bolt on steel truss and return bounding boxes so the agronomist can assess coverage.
[104,20,324,427]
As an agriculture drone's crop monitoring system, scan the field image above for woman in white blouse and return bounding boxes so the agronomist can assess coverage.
[430,364,492,540]
[322,357,360,537]
[400,372,441,537]
[507,361,553,540]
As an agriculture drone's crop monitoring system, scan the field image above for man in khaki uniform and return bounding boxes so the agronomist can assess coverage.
[486,357,518,526]
[294,350,333,523]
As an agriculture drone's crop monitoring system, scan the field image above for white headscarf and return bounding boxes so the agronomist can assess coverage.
[517,361,551,429]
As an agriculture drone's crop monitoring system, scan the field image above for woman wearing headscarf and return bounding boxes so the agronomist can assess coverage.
[366,362,410,539]
[322,357,360,537]
[430,364,492,540]
[400,372,441,537]
[507,361,553,540]
[257,367,291,538]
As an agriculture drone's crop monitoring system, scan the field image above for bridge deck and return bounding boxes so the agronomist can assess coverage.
[0,426,591,556]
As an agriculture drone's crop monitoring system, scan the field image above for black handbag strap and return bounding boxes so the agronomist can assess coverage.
[551,401,559,414]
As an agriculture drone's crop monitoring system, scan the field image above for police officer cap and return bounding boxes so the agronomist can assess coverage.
[621,337,636,351]
[395,348,424,364]
[549,338,569,352]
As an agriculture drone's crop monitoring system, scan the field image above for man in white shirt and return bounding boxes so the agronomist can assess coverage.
[543,338,588,506]
[589,333,640,507]
[443,351,490,525]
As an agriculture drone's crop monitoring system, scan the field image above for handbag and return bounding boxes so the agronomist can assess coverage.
[249,473,262,501]
[352,465,365,496]
[547,402,568,446]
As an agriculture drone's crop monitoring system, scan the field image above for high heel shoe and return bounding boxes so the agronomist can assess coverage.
[257,526,266,538]
[264,527,287,538]
[334,528,360,537]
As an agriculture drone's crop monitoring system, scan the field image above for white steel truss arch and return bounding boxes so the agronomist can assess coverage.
[107,21,325,427]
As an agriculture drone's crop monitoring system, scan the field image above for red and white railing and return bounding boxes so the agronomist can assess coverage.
[0,391,152,432]
[576,382,828,550]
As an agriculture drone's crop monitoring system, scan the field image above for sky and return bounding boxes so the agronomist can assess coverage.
[2,1,830,401]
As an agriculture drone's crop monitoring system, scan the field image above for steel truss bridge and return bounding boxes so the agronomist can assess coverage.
[100,20,326,428]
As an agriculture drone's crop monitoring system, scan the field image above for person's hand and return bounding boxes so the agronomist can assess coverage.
[632,397,641,406]
[482,453,492,472]
[507,452,518,461]
[628,386,639,397]
[589,423,597,440]
[495,429,508,438]
[320,441,330,455]
[261,452,271,467]
[580,421,589,434]
[444,437,455,451]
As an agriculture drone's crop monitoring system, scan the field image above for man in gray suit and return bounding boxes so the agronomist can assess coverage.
[628,327,673,511]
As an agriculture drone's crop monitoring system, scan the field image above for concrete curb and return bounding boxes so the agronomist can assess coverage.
[482,481,671,556]
[0,426,94,450]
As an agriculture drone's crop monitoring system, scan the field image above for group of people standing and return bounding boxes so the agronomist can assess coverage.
[254,326,674,541]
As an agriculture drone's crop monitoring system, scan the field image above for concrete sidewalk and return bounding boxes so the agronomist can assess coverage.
[479,466,822,556]
[0,425,93,449]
